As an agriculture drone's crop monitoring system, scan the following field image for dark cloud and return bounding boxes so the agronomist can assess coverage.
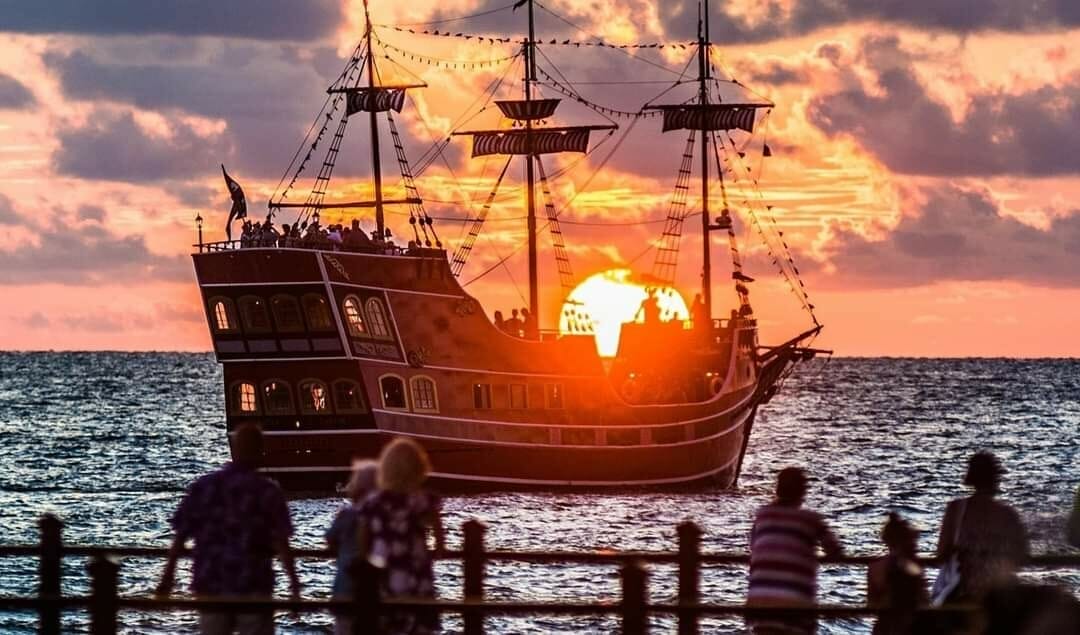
[77,205,106,222]
[0,73,35,109]
[807,38,1080,177]
[0,194,21,224]
[0,0,343,40]
[0,199,190,285]
[53,111,232,182]
[658,0,1080,43]
[820,184,1080,288]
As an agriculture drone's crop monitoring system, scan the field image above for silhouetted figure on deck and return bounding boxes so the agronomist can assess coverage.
[747,467,842,635]
[156,423,299,634]
[691,293,708,331]
[639,291,661,325]
[868,513,929,635]
[520,307,534,336]
[505,309,524,337]
[493,310,505,332]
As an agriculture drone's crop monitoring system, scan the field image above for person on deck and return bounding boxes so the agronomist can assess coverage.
[493,310,506,332]
[156,423,300,635]
[506,309,524,337]
[935,451,1028,604]
[520,307,534,336]
[691,293,708,331]
[326,459,379,635]
[639,292,661,325]
[747,466,842,635]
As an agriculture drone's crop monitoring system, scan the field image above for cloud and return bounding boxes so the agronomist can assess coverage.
[806,36,1080,177]
[0,0,344,40]
[0,199,190,285]
[658,0,1080,43]
[819,183,1080,288]
[0,194,22,225]
[0,73,35,109]
[52,110,232,182]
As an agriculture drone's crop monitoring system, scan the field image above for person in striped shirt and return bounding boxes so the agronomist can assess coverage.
[747,467,843,634]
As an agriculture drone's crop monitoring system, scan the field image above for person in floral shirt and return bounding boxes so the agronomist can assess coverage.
[356,438,445,635]
[157,423,299,634]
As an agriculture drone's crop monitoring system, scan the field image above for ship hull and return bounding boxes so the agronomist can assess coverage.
[193,247,799,494]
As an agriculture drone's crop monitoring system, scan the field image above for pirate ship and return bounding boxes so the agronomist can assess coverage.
[192,0,824,490]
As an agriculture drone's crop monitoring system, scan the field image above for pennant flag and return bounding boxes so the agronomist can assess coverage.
[222,164,247,241]
[512,0,528,10]
[763,143,773,157]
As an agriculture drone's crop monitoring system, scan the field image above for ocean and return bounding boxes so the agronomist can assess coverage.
[0,353,1077,633]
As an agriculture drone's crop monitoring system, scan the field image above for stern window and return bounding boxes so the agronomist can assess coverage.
[545,383,564,409]
[410,376,438,412]
[509,383,528,409]
[271,295,304,333]
[238,296,271,333]
[473,383,492,409]
[262,380,294,415]
[332,380,367,413]
[209,297,238,333]
[343,296,367,337]
[230,381,258,414]
[379,375,407,409]
[302,294,334,331]
[299,380,330,414]
[365,298,392,339]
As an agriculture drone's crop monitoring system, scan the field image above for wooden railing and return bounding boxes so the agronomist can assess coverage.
[2,514,1078,634]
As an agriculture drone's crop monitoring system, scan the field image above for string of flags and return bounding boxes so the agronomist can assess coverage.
[376,37,521,70]
[535,66,660,120]
[376,25,696,50]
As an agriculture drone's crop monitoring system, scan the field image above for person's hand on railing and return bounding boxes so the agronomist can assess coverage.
[153,568,175,598]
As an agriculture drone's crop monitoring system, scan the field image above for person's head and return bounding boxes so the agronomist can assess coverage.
[377,437,431,493]
[775,466,809,505]
[344,459,378,502]
[511,308,519,317]
[521,308,530,317]
[229,422,264,468]
[965,450,1003,493]
[352,219,360,230]
[881,512,918,555]
[494,310,504,321]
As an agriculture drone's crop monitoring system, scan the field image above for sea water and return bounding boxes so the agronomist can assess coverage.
[0,353,1077,633]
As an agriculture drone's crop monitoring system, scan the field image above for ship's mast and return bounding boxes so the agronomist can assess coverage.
[698,0,712,321]
[364,0,386,237]
[524,0,539,339]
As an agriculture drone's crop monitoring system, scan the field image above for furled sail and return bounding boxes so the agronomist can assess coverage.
[345,88,406,116]
[655,104,763,133]
[471,128,591,157]
[496,99,560,121]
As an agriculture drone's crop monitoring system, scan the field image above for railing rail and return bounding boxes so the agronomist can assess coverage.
[2,514,1078,634]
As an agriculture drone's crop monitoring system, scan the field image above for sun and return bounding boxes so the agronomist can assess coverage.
[559,268,690,357]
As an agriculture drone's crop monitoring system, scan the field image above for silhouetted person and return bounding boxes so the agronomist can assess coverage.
[326,459,379,635]
[156,423,299,634]
[981,583,1080,635]
[691,293,708,330]
[506,308,523,337]
[936,451,1028,605]
[747,466,842,635]
[356,438,445,635]
[520,307,534,336]
[868,513,928,635]
[493,310,505,332]
[639,291,661,325]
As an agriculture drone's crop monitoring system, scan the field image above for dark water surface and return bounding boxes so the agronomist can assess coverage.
[1,353,1078,633]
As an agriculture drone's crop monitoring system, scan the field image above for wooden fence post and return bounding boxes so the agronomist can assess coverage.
[677,521,701,635]
[463,519,487,635]
[38,514,62,635]
[349,558,382,635]
[621,560,648,635]
[87,554,119,635]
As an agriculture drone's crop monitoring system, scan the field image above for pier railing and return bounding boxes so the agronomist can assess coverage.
[2,514,1079,634]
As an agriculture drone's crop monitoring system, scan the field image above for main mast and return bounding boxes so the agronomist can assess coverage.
[698,1,712,320]
[524,0,539,339]
[364,0,386,237]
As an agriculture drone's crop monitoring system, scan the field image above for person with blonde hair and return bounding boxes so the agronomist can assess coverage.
[326,459,379,635]
[357,438,445,634]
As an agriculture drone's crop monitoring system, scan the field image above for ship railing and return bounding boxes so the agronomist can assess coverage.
[3,514,1080,634]
[193,239,446,257]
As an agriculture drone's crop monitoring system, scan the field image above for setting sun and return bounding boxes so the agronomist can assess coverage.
[559,268,690,357]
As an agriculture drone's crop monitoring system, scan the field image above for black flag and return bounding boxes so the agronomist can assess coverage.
[222,164,247,241]
[512,0,528,10]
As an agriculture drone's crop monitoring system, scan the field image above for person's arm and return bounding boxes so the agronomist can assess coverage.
[865,560,885,607]
[154,535,186,597]
[819,517,843,558]
[936,501,957,559]
[274,536,301,600]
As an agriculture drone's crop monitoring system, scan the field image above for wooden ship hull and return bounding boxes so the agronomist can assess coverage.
[193,246,806,491]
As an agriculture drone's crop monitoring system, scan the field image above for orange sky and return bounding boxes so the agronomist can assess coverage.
[0,1,1078,356]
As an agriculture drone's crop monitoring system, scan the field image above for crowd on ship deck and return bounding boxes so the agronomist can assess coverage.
[155,429,1080,635]
[492,307,536,338]
[236,218,432,256]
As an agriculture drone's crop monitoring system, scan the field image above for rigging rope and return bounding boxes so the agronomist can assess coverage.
[650,130,697,285]
[535,157,575,291]
[450,157,513,277]
[375,2,519,28]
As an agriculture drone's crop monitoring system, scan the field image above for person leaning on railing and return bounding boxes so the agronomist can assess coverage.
[155,423,300,635]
